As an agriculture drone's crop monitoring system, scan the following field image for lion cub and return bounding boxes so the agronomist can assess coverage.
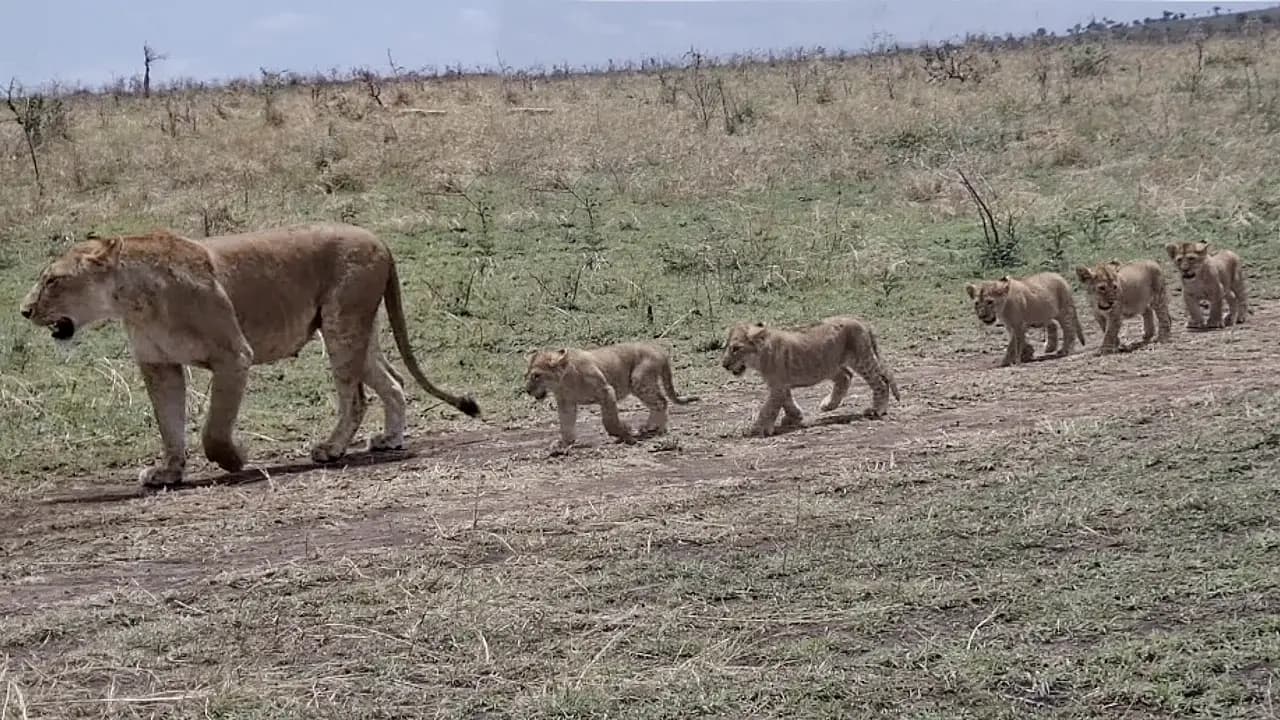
[524,342,698,450]
[1165,241,1248,329]
[1075,259,1172,354]
[720,316,901,437]
[965,272,1087,367]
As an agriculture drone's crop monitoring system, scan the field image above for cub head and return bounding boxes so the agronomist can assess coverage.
[1075,261,1122,312]
[721,321,768,376]
[965,278,1011,325]
[1165,241,1210,281]
[19,235,123,343]
[524,349,570,400]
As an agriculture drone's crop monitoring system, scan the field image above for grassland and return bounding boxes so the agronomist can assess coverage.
[1,23,1279,718]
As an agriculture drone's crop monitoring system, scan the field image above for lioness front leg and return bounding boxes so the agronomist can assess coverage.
[138,363,188,486]
[202,360,251,473]
[819,367,852,411]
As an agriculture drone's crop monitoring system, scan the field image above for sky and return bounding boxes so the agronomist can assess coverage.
[2,0,1274,89]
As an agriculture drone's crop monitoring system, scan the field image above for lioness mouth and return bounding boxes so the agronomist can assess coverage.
[1182,271,1196,279]
[50,317,75,340]
[980,316,996,325]
[1097,303,1112,311]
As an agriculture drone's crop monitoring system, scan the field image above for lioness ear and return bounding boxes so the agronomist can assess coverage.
[1164,242,1178,259]
[746,324,767,341]
[1106,258,1121,267]
[1075,266,1092,282]
[965,282,977,299]
[86,236,121,266]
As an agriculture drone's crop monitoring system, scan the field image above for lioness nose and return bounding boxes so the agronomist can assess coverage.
[19,307,32,319]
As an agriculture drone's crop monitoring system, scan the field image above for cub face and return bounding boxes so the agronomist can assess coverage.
[965,279,1011,325]
[1165,242,1210,281]
[524,349,569,400]
[720,322,768,376]
[19,236,122,342]
[1076,262,1122,312]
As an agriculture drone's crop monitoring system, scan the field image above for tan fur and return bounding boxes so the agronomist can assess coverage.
[1075,259,1172,354]
[19,223,480,486]
[1165,241,1249,329]
[720,316,901,437]
[965,272,1087,367]
[524,342,698,450]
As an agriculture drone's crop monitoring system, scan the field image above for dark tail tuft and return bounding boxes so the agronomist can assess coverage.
[458,396,482,418]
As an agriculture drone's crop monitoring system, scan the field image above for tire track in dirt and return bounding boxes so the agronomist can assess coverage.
[2,303,1277,615]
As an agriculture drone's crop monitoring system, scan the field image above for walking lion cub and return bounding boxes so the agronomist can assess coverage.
[1165,241,1248,329]
[524,342,698,450]
[720,316,900,437]
[1075,259,1172,354]
[965,272,1087,367]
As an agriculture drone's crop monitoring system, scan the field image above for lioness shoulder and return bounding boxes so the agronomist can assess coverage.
[1075,258,1172,354]
[524,341,697,450]
[1165,241,1249,329]
[720,315,900,436]
[965,271,1086,367]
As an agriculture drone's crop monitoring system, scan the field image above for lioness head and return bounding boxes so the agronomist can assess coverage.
[524,349,569,400]
[19,235,123,342]
[721,322,768,376]
[1075,261,1122,312]
[965,278,1011,325]
[1165,241,1210,281]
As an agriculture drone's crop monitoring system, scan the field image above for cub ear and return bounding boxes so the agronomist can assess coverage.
[1075,266,1092,282]
[553,348,569,368]
[1164,242,1178,259]
[965,282,977,299]
[746,324,768,341]
[1193,242,1209,254]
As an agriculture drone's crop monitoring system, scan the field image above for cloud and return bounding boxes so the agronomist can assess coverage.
[249,11,311,35]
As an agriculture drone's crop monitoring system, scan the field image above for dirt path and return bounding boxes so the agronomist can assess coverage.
[2,303,1277,616]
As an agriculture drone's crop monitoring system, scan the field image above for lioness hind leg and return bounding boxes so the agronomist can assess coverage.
[311,315,374,464]
[201,360,251,474]
[819,366,853,412]
[365,347,408,452]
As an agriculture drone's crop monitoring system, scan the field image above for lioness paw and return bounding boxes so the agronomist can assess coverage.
[139,465,184,487]
[368,432,404,452]
[310,442,348,464]
[203,437,247,473]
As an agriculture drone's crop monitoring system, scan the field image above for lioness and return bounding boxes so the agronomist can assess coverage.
[19,223,481,486]
[720,316,900,437]
[965,272,1087,367]
[1165,241,1248,329]
[524,342,698,450]
[1075,259,1172,354]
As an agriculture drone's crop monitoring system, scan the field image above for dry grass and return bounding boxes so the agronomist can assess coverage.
[1,27,1280,718]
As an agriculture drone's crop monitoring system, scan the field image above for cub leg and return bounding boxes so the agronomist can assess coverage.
[1206,286,1225,328]
[852,358,894,419]
[1141,307,1157,343]
[780,389,804,426]
[1042,320,1061,357]
[1100,313,1122,355]
[819,366,853,412]
[138,363,188,486]
[1154,292,1173,342]
[1182,288,1205,330]
[749,390,785,437]
[554,400,579,449]
[597,386,636,444]
[633,375,670,436]
[1234,272,1249,324]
